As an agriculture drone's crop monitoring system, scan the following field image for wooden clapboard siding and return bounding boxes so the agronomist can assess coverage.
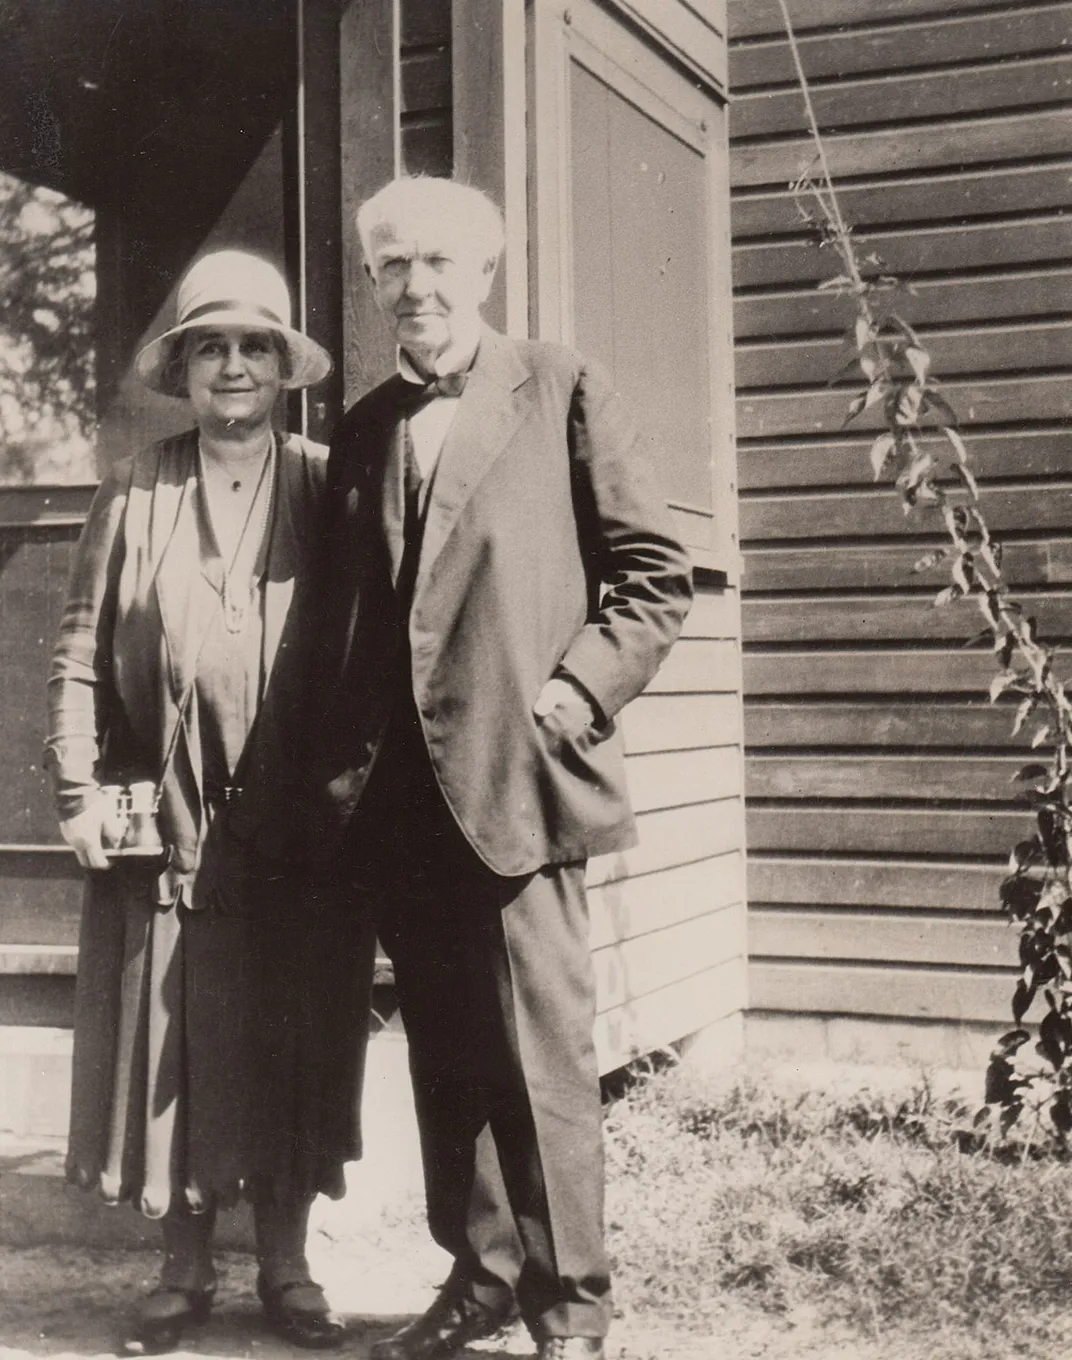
[749,961,1017,1024]
[736,217,1072,291]
[400,0,452,175]
[598,565,746,1065]
[743,648,1062,695]
[746,700,1044,749]
[731,0,1072,1040]
[750,910,1014,969]
[740,430,1072,491]
[735,162,1072,238]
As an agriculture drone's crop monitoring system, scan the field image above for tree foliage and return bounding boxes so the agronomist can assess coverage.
[0,172,96,484]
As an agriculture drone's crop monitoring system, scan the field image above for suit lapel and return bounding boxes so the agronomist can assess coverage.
[262,432,301,679]
[417,328,530,587]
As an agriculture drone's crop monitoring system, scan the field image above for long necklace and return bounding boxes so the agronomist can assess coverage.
[198,434,275,634]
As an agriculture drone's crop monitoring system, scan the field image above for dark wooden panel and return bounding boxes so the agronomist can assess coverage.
[736,268,1072,340]
[750,909,1015,968]
[743,539,1072,592]
[733,54,1072,138]
[0,488,95,527]
[734,217,1072,291]
[736,320,1072,390]
[748,752,1036,802]
[340,0,397,402]
[730,7,1072,87]
[738,374,1072,438]
[733,110,1072,189]
[0,849,82,945]
[742,483,1072,542]
[745,701,1037,750]
[747,855,1002,910]
[730,0,1036,41]
[747,804,1032,855]
[732,162,1072,238]
[743,648,1031,695]
[738,429,1072,491]
[0,975,73,1026]
[0,527,79,845]
[749,959,1016,1023]
[744,591,1072,645]
[401,0,451,47]
[401,116,452,177]
[400,48,452,114]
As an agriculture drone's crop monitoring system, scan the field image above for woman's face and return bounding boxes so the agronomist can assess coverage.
[183,327,284,435]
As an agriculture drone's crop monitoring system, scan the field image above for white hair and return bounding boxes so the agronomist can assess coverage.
[356,176,505,270]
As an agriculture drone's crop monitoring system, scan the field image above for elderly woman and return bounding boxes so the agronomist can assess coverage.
[44,251,372,1354]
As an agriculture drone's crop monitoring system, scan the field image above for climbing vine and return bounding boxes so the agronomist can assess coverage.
[778,1,1072,1146]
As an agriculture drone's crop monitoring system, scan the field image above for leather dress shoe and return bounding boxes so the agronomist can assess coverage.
[257,1274,345,1349]
[370,1285,520,1360]
[537,1340,606,1360]
[121,1285,214,1355]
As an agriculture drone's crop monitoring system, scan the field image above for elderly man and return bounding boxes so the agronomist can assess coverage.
[310,176,692,1360]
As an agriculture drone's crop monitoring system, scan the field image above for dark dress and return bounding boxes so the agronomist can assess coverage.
[58,449,373,1218]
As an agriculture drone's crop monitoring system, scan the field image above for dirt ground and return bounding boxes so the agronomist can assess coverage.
[0,1234,940,1360]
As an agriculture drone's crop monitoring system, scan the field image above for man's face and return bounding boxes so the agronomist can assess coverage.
[366,215,495,362]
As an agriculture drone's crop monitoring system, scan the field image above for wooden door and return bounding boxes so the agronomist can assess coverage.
[529,0,747,1068]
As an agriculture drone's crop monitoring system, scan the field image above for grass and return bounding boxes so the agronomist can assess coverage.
[602,1060,1072,1359]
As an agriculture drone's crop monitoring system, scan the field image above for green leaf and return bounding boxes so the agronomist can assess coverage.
[1032,725,1052,750]
[905,345,930,382]
[933,584,962,608]
[868,432,895,480]
[894,383,923,426]
[990,670,1020,702]
[1013,696,1038,736]
[842,391,867,426]
[1017,764,1051,784]
[1013,976,1037,1023]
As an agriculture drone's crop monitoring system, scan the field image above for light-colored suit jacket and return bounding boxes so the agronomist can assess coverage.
[311,326,693,877]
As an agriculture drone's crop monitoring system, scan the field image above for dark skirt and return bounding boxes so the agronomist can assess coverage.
[66,856,375,1217]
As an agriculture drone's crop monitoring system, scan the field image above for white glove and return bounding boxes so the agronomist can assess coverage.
[59,793,111,871]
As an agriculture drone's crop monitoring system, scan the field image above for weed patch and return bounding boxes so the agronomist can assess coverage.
[604,1063,1072,1357]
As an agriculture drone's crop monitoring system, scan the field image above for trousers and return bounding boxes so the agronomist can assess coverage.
[345,696,611,1339]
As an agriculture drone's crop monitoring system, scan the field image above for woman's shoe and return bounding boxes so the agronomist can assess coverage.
[121,1286,214,1355]
[256,1274,345,1349]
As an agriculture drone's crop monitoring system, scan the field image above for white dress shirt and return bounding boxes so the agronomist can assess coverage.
[397,333,479,506]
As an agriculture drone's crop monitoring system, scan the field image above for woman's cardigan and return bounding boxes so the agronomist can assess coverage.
[44,428,328,875]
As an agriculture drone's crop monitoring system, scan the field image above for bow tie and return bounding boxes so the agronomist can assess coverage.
[399,370,469,409]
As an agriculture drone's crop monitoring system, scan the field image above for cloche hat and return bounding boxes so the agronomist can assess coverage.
[134,250,332,395]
